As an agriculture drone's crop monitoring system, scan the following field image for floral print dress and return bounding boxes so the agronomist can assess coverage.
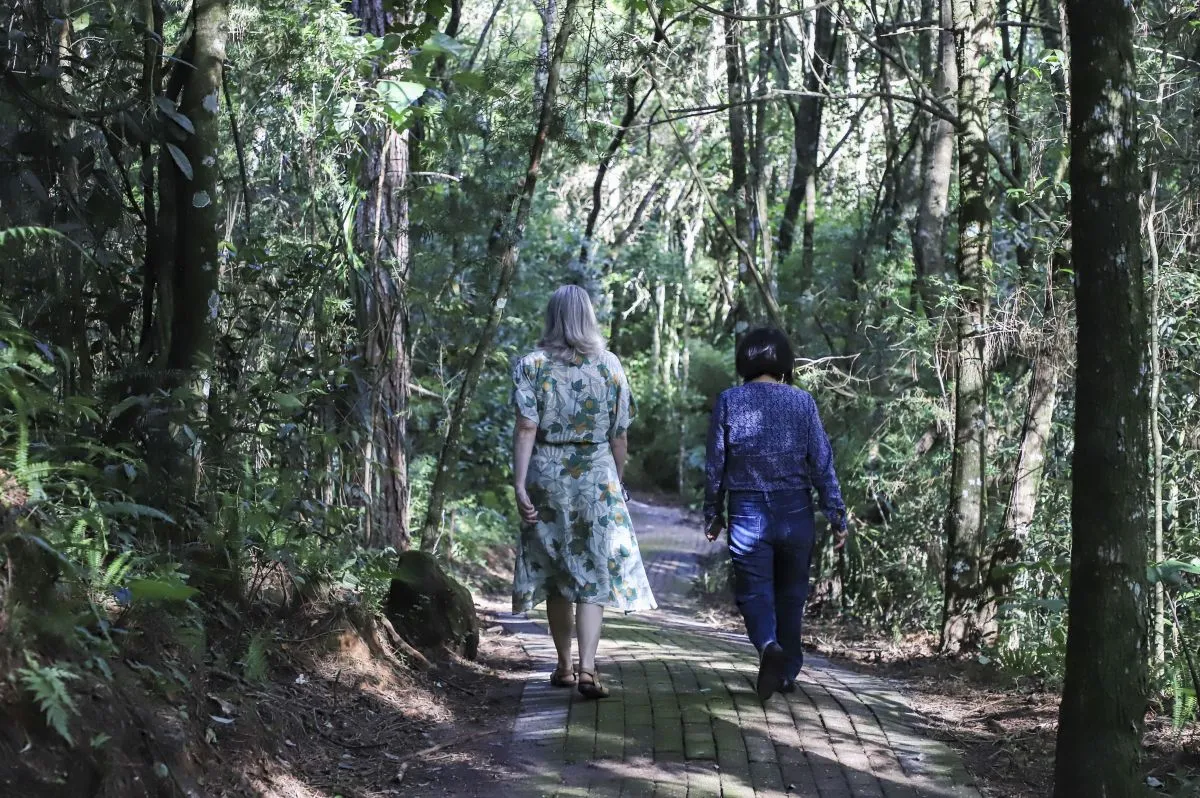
[511,349,657,613]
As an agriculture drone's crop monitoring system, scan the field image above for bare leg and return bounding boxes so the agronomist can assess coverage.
[546,596,575,671]
[575,602,605,673]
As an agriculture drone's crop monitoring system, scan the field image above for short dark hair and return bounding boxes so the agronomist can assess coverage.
[735,327,794,384]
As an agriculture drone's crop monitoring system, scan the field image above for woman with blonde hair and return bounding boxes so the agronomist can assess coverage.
[511,285,656,699]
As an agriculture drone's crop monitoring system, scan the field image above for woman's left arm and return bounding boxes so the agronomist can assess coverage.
[610,432,628,481]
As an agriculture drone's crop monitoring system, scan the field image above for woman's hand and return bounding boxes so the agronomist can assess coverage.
[704,516,725,542]
[833,526,849,550]
[515,485,539,525]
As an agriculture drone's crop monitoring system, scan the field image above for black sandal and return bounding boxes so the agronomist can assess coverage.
[577,669,610,700]
[550,666,577,688]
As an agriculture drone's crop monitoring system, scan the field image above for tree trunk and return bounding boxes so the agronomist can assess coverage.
[351,0,413,551]
[909,0,956,317]
[999,0,1032,285]
[1148,167,1165,665]
[723,0,754,327]
[941,0,995,654]
[419,0,579,548]
[981,312,1062,634]
[777,3,836,290]
[1053,1,1148,793]
[165,0,228,373]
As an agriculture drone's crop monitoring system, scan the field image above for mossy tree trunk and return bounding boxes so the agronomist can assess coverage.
[941,0,995,653]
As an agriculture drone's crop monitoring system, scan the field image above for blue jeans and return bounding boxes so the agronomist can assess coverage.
[727,490,816,681]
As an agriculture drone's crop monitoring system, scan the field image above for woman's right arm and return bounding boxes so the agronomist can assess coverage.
[512,357,541,524]
[513,416,539,524]
[703,392,728,536]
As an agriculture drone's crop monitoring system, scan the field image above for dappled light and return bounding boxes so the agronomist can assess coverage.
[2,0,1197,795]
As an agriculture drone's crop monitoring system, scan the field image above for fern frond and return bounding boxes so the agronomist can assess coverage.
[242,631,270,684]
[0,226,103,270]
[17,654,79,746]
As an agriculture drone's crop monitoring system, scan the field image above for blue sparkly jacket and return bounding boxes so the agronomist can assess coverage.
[703,382,847,531]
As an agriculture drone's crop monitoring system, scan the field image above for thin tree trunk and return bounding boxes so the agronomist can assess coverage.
[723,0,755,327]
[981,314,1062,634]
[1000,0,1032,284]
[777,3,836,270]
[165,0,228,373]
[1148,167,1165,665]
[579,16,648,271]
[1053,0,1148,792]
[419,0,579,547]
[909,0,956,317]
[941,0,995,654]
[351,0,412,551]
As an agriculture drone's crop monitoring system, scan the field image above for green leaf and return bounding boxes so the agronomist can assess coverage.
[451,71,489,92]
[128,578,199,602]
[155,97,195,135]
[96,501,175,524]
[377,80,425,126]
[108,394,148,421]
[166,143,193,180]
[274,392,304,412]
[73,11,90,31]
[422,32,467,58]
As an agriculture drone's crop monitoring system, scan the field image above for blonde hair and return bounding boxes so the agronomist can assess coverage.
[538,285,606,362]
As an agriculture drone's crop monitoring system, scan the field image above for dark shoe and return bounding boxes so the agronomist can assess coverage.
[550,665,577,688]
[756,642,786,701]
[779,679,797,694]
[577,669,610,700]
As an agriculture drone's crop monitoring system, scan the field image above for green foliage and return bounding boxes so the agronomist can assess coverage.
[16,654,79,746]
[242,631,271,684]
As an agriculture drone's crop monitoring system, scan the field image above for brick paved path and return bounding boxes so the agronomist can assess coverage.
[494,501,981,798]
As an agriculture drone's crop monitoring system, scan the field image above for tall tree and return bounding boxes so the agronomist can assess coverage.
[1053,0,1148,792]
[909,0,957,316]
[161,0,229,373]
[941,0,996,653]
[723,0,754,327]
[351,0,413,551]
[776,2,837,296]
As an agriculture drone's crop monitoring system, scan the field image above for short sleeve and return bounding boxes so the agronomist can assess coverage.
[512,356,541,424]
[609,356,636,438]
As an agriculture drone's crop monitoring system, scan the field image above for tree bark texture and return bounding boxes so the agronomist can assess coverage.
[777,3,836,292]
[419,0,579,547]
[909,0,957,316]
[351,0,413,551]
[723,0,754,328]
[941,0,995,653]
[1053,1,1148,793]
[164,0,228,372]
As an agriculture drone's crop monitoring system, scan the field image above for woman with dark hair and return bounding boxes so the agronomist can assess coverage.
[703,327,848,701]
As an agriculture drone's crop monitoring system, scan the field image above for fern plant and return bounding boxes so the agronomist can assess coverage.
[242,630,271,683]
[1170,665,1198,733]
[16,654,79,746]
